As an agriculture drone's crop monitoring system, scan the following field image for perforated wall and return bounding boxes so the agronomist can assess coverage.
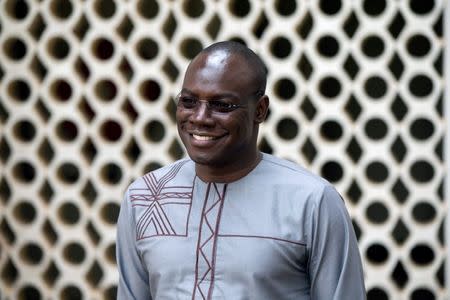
[0,0,447,299]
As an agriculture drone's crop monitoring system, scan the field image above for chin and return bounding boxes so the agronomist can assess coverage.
[188,151,227,167]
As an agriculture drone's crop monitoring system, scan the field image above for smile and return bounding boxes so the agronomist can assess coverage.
[192,134,217,141]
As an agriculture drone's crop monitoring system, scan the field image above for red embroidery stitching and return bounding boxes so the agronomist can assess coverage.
[192,183,227,300]
[131,160,193,240]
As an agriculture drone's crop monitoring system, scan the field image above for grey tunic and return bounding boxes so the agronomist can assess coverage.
[116,153,366,299]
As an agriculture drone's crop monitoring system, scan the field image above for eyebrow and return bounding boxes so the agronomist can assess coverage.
[180,89,239,100]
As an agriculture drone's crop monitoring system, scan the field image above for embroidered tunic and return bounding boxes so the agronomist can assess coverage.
[116,153,366,299]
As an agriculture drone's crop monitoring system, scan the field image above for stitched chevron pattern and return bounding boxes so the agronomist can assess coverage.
[131,161,193,240]
[193,183,227,300]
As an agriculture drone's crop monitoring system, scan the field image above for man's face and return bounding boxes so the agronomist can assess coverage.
[176,51,262,168]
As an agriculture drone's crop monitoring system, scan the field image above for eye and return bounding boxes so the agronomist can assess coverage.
[209,100,234,112]
[178,96,197,108]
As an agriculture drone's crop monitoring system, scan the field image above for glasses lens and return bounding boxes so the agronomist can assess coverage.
[178,96,197,109]
[209,100,234,113]
[177,95,241,113]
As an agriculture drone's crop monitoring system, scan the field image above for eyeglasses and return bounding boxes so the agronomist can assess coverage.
[175,93,247,113]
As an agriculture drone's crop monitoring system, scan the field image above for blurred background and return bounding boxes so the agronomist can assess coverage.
[0,0,448,299]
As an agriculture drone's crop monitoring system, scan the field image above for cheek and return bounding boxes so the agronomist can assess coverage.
[230,113,254,133]
[176,110,188,126]
[175,109,183,121]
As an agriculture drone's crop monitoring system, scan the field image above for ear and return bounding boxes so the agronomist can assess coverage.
[254,95,269,123]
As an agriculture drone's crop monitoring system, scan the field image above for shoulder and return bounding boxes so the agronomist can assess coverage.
[259,153,330,188]
[256,153,343,205]
[126,158,194,191]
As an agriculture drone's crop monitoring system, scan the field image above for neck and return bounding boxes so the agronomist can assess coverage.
[195,152,262,183]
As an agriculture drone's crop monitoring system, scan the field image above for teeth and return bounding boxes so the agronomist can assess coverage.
[192,134,215,141]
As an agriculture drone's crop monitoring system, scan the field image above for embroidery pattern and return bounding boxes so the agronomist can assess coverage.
[131,160,193,240]
[192,183,227,300]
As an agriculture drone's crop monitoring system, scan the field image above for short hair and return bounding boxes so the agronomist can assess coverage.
[199,41,267,95]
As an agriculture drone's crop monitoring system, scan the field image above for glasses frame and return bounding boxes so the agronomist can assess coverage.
[175,93,247,114]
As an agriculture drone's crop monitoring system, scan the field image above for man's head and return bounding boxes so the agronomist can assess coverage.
[176,41,269,177]
[199,41,268,95]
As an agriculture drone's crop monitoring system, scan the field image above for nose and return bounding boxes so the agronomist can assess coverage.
[189,101,215,125]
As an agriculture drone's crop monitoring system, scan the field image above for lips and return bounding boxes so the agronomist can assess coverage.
[187,131,227,147]
[192,134,216,141]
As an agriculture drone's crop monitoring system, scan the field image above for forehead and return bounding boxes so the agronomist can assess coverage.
[183,50,256,95]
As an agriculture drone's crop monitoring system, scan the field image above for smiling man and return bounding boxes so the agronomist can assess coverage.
[116,41,366,299]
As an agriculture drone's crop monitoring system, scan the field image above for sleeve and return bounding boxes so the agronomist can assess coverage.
[116,189,152,300]
[307,185,366,300]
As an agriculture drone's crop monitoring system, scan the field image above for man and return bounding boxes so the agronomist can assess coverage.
[116,41,366,299]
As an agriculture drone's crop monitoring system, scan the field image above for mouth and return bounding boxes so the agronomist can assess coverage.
[185,131,227,147]
[192,134,217,141]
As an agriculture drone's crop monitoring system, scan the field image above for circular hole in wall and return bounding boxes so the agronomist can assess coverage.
[63,242,86,264]
[144,120,165,142]
[321,160,343,183]
[92,37,115,60]
[317,35,339,58]
[409,0,435,15]
[276,118,299,140]
[104,285,118,299]
[410,160,434,183]
[20,242,43,265]
[105,242,116,264]
[366,161,389,183]
[143,161,163,173]
[411,288,435,300]
[229,0,251,17]
[94,0,116,19]
[56,119,78,142]
[274,78,296,100]
[412,201,436,224]
[366,201,389,224]
[13,200,37,224]
[136,38,159,60]
[13,120,36,142]
[50,79,72,102]
[361,35,385,58]
[320,120,343,141]
[407,34,431,57]
[58,201,80,225]
[409,118,434,141]
[319,0,341,15]
[18,285,41,300]
[100,119,123,142]
[13,161,36,183]
[180,38,203,59]
[101,162,122,184]
[270,36,292,59]
[5,0,29,20]
[8,79,31,102]
[95,78,118,101]
[409,74,433,98]
[275,0,297,16]
[60,285,83,300]
[183,0,205,18]
[101,202,120,225]
[50,0,73,20]
[363,0,386,16]
[139,79,161,101]
[57,162,80,184]
[4,37,27,60]
[366,243,389,264]
[410,243,434,265]
[364,117,388,140]
[367,287,388,300]
[319,76,341,99]
[137,0,159,19]
[47,36,70,60]
[364,76,387,99]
